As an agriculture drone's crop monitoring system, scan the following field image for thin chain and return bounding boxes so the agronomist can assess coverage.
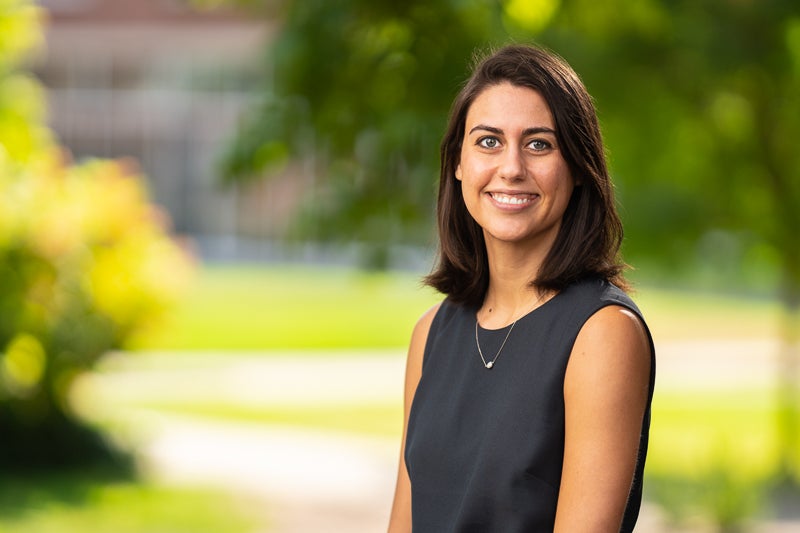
[475,319,517,370]
[475,291,548,370]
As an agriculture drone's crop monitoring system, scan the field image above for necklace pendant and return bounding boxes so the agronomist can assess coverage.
[485,361,494,369]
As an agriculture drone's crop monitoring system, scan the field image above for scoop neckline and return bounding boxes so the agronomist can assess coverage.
[475,287,564,332]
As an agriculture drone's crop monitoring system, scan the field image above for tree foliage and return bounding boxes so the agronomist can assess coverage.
[223,0,798,289]
[541,0,800,292]
[221,0,513,264]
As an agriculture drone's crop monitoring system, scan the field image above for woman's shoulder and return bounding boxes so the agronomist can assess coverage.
[551,277,652,348]
[561,276,641,314]
[566,277,655,367]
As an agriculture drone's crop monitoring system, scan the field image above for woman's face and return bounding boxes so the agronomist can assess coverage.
[456,82,574,250]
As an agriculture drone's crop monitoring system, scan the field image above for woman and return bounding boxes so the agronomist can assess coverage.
[388,44,655,532]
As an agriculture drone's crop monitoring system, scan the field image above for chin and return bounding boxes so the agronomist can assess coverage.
[485,231,533,244]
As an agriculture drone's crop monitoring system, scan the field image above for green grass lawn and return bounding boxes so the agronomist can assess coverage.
[0,470,264,533]
[129,264,782,350]
[129,264,442,350]
[649,389,791,480]
[645,388,797,526]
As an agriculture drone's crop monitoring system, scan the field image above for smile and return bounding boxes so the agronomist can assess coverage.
[488,192,537,205]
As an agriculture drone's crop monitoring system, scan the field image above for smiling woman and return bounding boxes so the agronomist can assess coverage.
[388,44,656,533]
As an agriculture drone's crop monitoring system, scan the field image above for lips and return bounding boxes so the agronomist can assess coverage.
[488,192,538,206]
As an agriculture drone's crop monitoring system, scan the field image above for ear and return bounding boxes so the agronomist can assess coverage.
[455,163,463,181]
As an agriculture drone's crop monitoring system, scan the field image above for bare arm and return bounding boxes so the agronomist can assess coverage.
[553,306,652,532]
[387,303,440,533]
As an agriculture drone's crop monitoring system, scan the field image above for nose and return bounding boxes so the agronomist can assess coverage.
[499,145,525,181]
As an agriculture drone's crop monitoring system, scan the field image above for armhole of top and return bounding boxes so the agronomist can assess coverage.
[419,300,449,369]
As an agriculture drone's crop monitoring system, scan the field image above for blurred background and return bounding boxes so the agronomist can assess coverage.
[1,0,798,531]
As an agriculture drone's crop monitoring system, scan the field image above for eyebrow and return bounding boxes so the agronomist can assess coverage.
[468,124,557,136]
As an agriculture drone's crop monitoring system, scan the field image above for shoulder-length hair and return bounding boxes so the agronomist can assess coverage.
[425,44,628,306]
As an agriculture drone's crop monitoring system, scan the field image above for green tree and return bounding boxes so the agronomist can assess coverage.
[220,0,514,267]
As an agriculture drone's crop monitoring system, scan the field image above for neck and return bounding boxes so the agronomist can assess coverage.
[479,238,552,329]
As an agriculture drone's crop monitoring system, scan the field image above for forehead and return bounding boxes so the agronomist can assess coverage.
[465,82,555,130]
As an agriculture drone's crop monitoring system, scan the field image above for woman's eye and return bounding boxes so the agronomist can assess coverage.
[528,139,551,151]
[478,137,500,149]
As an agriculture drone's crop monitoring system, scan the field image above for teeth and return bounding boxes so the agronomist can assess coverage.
[491,193,532,205]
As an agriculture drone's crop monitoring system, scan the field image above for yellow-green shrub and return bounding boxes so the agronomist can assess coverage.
[0,149,193,467]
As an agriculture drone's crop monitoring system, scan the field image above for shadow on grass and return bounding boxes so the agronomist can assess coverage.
[0,464,134,521]
[646,472,764,532]
[0,464,265,533]
[0,407,136,521]
[646,470,800,532]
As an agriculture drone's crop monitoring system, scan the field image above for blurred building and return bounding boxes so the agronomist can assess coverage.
[33,0,311,260]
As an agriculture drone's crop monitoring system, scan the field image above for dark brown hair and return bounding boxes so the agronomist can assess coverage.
[425,44,628,306]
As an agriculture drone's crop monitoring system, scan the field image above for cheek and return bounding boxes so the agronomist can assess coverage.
[558,181,575,207]
[559,174,575,194]
[557,181,577,216]
[553,165,575,196]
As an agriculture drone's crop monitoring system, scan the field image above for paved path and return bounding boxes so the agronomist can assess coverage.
[74,351,408,532]
[135,415,398,532]
[72,339,798,532]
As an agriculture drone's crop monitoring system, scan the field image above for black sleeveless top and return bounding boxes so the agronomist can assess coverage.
[405,278,656,532]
